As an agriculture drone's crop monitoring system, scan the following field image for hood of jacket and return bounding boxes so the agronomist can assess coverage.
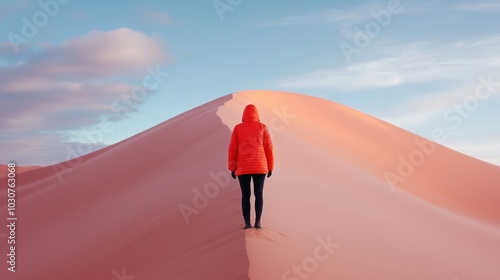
[242,104,260,122]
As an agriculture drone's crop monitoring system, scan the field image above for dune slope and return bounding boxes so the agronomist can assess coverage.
[1,95,249,280]
[0,165,41,177]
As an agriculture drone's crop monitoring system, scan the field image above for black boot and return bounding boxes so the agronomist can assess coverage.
[254,220,261,229]
[244,221,252,230]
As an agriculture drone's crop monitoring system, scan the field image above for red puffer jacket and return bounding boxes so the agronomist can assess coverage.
[228,104,274,176]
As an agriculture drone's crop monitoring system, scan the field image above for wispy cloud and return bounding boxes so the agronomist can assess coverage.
[447,140,500,166]
[454,2,500,12]
[261,8,372,27]
[261,1,429,27]
[1,132,107,166]
[277,36,500,91]
[0,28,171,165]
[380,83,485,127]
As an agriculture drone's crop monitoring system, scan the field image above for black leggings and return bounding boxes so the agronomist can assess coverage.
[238,174,266,223]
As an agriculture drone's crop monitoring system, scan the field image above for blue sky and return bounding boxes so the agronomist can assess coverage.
[1,0,499,166]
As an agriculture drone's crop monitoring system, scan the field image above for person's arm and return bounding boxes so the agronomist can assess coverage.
[263,125,274,177]
[228,126,238,176]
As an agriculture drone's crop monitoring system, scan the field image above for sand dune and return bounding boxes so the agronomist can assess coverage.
[0,165,41,177]
[1,90,499,280]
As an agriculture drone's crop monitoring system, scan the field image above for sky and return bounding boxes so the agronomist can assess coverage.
[1,0,499,166]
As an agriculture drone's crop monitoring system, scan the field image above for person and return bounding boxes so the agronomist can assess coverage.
[228,104,274,230]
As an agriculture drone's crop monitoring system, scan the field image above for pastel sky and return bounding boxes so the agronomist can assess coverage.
[1,0,499,166]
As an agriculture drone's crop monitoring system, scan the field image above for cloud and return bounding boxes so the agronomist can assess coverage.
[0,28,171,165]
[277,36,500,91]
[1,132,107,166]
[277,54,457,90]
[22,28,169,78]
[454,2,500,12]
[261,8,372,27]
[352,38,500,136]
[261,1,428,27]
[446,140,500,166]
[380,83,485,127]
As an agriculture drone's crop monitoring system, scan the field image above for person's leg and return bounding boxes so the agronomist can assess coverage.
[238,174,252,228]
[252,174,266,228]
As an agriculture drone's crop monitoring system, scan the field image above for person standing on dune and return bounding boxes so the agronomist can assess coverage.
[228,104,274,230]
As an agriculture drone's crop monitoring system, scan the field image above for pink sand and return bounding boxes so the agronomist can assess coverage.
[1,90,499,280]
[0,165,41,177]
